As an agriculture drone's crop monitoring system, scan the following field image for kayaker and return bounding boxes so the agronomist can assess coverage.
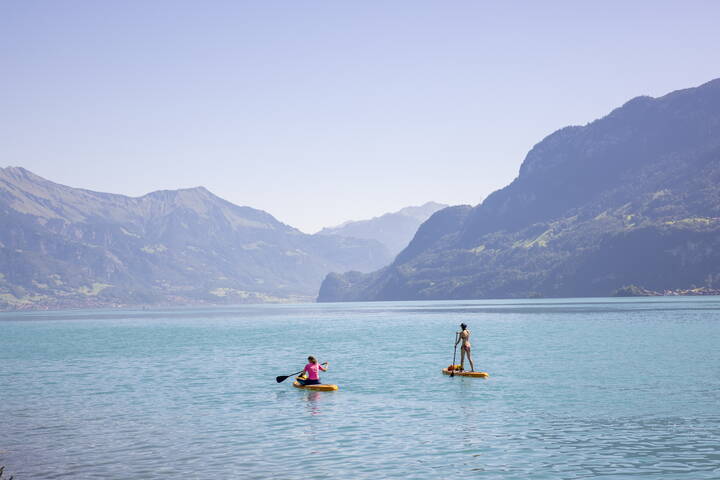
[455,323,475,372]
[297,356,328,386]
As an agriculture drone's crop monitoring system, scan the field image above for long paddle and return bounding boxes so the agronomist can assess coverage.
[450,332,458,377]
[276,362,328,383]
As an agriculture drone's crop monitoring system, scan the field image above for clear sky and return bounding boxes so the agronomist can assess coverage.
[1,1,719,232]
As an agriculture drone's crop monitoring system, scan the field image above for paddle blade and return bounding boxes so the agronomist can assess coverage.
[276,375,290,383]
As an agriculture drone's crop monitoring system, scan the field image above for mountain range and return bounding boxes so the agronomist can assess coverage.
[0,167,396,310]
[318,78,720,302]
[317,202,447,257]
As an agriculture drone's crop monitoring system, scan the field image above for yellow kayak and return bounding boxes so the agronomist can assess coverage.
[292,380,339,391]
[442,368,489,378]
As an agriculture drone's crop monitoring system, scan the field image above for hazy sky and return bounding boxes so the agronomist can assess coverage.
[2,1,719,232]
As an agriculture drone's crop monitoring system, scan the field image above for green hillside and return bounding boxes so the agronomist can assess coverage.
[319,78,720,301]
[0,168,391,310]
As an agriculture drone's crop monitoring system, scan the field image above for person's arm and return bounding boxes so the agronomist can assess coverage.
[455,332,461,346]
[319,362,328,372]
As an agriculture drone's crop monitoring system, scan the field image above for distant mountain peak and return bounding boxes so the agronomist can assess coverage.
[318,201,448,256]
[2,165,30,175]
[141,185,214,202]
[322,201,448,231]
[395,201,448,221]
[1,165,54,184]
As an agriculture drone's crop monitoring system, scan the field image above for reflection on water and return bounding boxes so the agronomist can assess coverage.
[304,391,322,415]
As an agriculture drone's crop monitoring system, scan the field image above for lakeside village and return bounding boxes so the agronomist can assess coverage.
[612,285,720,297]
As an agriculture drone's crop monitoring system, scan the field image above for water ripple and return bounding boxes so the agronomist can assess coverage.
[1,297,719,479]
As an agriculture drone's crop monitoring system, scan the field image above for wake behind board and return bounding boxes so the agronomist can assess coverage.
[442,368,489,378]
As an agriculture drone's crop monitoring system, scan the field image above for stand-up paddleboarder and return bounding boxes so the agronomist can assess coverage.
[455,323,475,372]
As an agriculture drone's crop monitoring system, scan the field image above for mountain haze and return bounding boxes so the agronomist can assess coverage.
[319,78,720,302]
[0,167,391,310]
[318,202,447,257]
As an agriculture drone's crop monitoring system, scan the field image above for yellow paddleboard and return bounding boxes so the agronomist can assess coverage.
[442,368,489,378]
[292,381,339,391]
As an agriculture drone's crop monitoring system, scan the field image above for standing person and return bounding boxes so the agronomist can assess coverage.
[455,323,475,372]
[297,356,328,385]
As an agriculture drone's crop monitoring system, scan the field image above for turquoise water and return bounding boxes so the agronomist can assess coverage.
[1,297,719,479]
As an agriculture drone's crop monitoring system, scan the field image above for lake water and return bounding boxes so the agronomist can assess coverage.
[1,297,719,479]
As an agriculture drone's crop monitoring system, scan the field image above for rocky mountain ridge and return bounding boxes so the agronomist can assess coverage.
[0,167,392,310]
[318,78,720,302]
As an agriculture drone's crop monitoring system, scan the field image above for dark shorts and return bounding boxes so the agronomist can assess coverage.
[297,378,320,386]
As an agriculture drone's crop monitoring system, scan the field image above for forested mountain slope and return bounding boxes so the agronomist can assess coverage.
[318,78,720,301]
[0,167,390,310]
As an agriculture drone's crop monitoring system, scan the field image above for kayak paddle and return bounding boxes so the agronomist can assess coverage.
[276,362,328,383]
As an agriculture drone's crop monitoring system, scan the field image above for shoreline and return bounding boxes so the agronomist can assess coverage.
[3,290,720,313]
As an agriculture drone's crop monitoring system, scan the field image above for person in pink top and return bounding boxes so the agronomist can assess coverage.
[297,355,328,385]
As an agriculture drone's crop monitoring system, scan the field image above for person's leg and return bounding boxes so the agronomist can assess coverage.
[459,348,466,371]
[467,348,475,372]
